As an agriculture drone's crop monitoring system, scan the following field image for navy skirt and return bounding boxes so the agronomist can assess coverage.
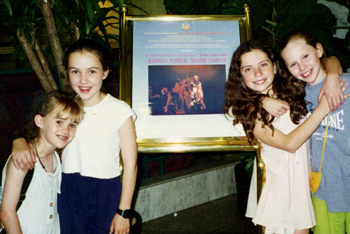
[58,173,122,234]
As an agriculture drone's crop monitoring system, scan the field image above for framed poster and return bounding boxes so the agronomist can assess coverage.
[120,6,253,151]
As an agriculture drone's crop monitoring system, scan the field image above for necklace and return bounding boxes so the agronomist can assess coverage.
[33,142,49,173]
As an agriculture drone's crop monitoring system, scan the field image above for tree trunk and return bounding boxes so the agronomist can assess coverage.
[16,28,55,93]
[39,0,71,92]
[33,37,58,90]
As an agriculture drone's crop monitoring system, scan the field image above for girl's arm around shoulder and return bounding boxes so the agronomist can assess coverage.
[109,116,137,234]
[253,97,330,153]
[1,159,28,233]
[319,56,344,111]
[11,138,36,171]
[261,96,290,117]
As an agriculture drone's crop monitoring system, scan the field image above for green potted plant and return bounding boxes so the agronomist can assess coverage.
[0,0,146,92]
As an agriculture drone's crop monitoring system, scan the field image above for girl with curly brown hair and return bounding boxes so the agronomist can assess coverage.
[224,39,340,234]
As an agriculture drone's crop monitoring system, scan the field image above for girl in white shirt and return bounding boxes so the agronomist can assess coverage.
[1,91,83,234]
[11,39,138,234]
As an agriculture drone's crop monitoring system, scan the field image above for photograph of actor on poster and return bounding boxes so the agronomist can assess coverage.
[148,65,225,116]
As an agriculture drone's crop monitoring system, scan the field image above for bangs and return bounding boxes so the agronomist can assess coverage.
[55,104,84,123]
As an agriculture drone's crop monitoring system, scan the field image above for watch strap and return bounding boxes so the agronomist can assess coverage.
[117,208,132,219]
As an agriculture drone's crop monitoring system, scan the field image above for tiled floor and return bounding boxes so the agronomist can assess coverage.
[140,194,259,234]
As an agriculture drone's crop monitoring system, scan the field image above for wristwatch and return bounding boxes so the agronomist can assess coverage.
[116,208,132,219]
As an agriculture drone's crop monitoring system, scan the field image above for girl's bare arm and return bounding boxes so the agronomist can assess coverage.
[109,117,137,234]
[11,138,36,170]
[1,159,27,233]
[319,56,343,111]
[261,97,290,117]
[253,96,329,153]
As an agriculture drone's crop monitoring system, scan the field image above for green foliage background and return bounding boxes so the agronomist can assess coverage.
[0,0,127,68]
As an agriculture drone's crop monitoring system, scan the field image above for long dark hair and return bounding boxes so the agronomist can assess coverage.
[224,39,307,144]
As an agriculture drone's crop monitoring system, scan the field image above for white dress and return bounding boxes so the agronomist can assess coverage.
[1,152,61,234]
[246,111,315,231]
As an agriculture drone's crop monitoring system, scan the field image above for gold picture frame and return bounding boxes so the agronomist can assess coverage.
[119,4,254,153]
